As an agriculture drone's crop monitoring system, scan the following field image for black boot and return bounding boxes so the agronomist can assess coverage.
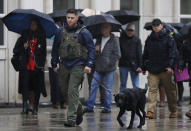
[177,82,184,106]
[32,106,38,115]
[21,101,28,115]
[64,120,76,127]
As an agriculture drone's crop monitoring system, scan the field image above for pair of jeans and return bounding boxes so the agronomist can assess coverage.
[87,71,115,110]
[87,67,105,106]
[119,67,139,92]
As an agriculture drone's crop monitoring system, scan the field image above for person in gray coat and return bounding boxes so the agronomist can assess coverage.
[84,23,121,113]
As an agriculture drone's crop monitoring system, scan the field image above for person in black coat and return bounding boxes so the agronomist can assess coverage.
[48,18,67,109]
[178,29,191,119]
[12,18,47,115]
[142,19,177,119]
[119,23,142,92]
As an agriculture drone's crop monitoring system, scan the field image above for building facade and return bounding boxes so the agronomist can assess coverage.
[0,0,191,104]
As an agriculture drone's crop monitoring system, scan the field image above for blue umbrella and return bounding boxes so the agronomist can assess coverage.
[2,9,57,38]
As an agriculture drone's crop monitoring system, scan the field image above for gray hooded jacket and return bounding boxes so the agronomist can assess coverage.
[95,34,121,73]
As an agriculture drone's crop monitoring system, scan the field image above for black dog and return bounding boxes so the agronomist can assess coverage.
[115,84,148,129]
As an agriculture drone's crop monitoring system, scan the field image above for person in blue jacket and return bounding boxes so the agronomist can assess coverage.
[51,9,95,127]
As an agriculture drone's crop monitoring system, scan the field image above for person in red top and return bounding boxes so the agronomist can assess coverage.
[13,18,47,115]
[27,39,37,70]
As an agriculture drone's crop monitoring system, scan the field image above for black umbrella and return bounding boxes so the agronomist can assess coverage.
[180,22,191,37]
[83,14,121,37]
[49,10,85,23]
[168,23,184,31]
[144,22,184,31]
[49,10,85,18]
[49,10,67,18]
[144,22,152,30]
[2,9,57,38]
[106,10,140,24]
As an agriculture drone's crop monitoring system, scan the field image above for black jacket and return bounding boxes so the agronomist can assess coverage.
[21,29,47,69]
[95,34,121,73]
[179,38,191,70]
[12,29,47,97]
[119,33,142,71]
[142,28,177,74]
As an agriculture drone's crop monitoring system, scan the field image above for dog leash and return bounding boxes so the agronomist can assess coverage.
[90,73,116,96]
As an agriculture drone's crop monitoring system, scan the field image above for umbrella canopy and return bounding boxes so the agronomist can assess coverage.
[49,10,85,19]
[168,23,184,31]
[180,22,191,37]
[49,10,67,18]
[2,9,57,38]
[49,10,85,24]
[106,10,140,24]
[83,14,121,37]
[144,22,184,31]
[144,22,152,30]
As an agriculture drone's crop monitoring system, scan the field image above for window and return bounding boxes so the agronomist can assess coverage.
[0,0,4,45]
[120,0,139,12]
[120,0,139,36]
[180,0,191,15]
[0,0,3,13]
[53,0,75,11]
[0,20,3,45]
[181,18,191,24]
[180,0,191,24]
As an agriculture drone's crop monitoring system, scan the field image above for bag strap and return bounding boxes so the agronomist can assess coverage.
[75,26,86,34]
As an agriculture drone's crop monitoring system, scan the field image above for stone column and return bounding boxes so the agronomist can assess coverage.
[43,0,53,14]
[6,0,20,103]
[91,0,112,12]
[20,0,43,12]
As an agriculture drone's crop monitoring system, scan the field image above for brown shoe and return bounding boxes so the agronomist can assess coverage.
[159,101,165,107]
[145,111,156,119]
[61,104,67,109]
[185,110,191,119]
[52,104,58,109]
[169,112,177,118]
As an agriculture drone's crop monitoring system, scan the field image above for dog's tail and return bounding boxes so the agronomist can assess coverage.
[143,83,148,94]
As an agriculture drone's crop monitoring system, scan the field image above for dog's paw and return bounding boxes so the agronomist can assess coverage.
[119,123,124,127]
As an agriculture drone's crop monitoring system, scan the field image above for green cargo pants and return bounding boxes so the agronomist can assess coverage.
[58,64,84,122]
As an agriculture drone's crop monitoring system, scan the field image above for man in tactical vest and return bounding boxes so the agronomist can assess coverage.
[51,9,95,127]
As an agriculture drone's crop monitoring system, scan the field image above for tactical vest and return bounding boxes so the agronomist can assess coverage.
[59,26,88,60]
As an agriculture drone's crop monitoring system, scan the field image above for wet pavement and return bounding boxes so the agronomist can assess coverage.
[0,104,191,131]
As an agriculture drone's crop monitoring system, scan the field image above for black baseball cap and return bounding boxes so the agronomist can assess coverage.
[152,18,162,26]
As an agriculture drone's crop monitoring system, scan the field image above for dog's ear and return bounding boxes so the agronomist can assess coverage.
[120,93,127,100]
[114,94,119,105]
